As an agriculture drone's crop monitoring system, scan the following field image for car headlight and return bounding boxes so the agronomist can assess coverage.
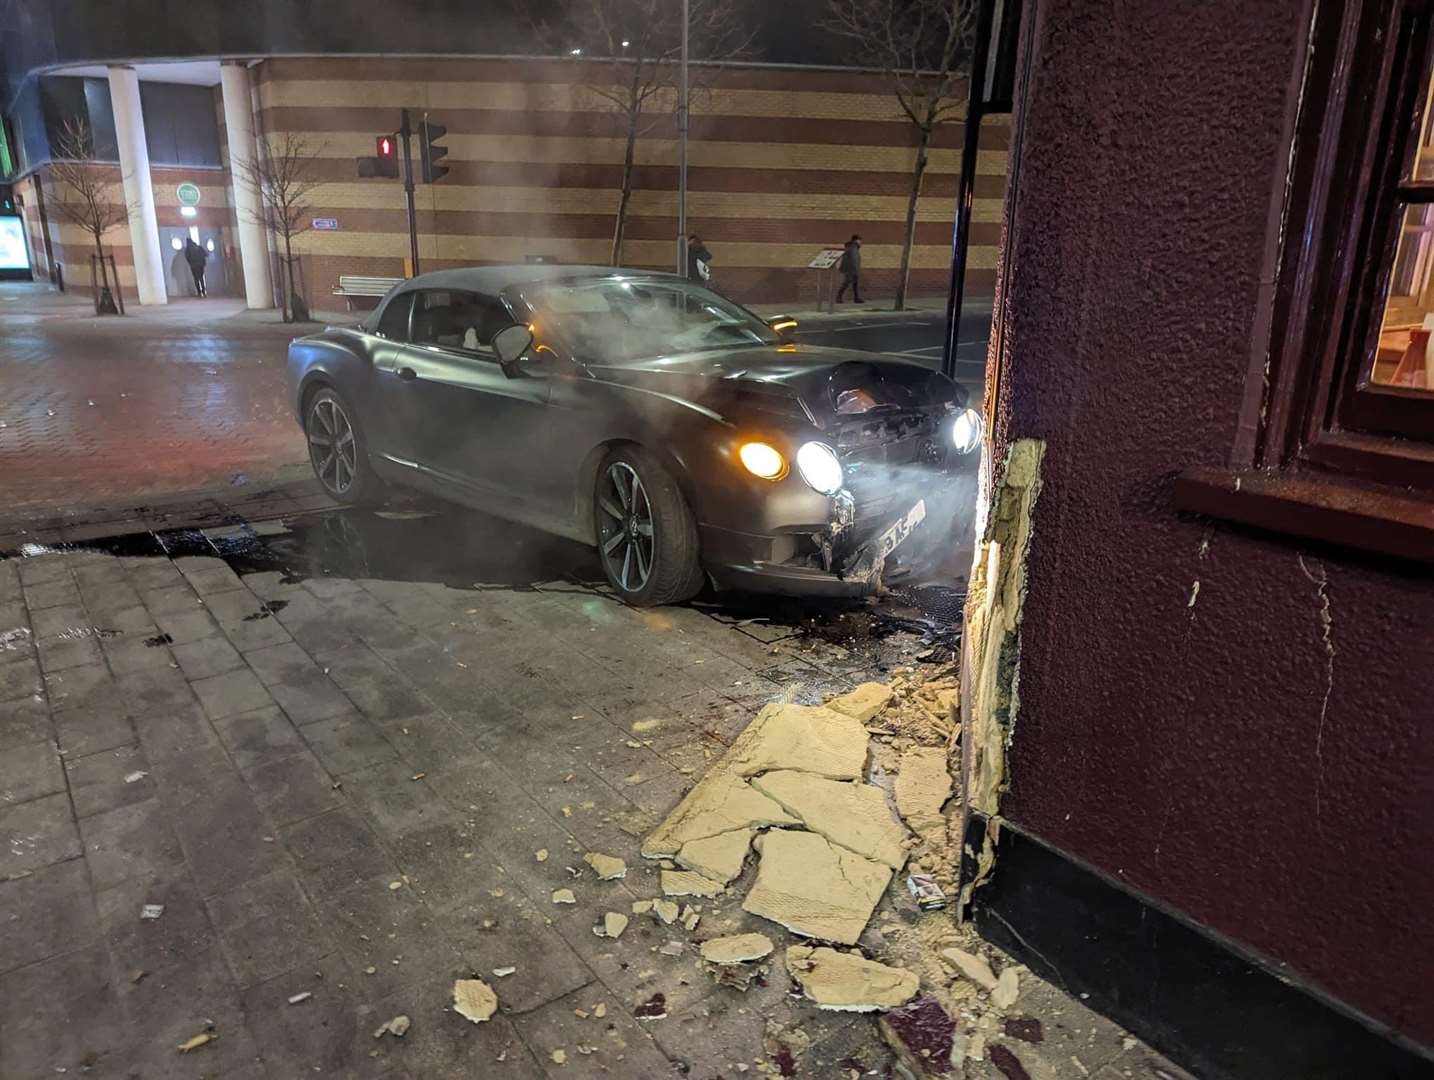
[738,441,787,480]
[951,408,983,454]
[796,441,844,495]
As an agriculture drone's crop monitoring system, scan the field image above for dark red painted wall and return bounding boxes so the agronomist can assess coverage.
[992,0,1434,1049]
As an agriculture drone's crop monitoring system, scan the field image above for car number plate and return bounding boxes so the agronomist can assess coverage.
[874,499,927,560]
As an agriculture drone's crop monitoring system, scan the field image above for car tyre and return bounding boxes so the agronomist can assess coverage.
[594,446,704,606]
[305,386,381,506]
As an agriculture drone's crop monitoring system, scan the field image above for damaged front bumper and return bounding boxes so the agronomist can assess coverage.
[701,489,940,598]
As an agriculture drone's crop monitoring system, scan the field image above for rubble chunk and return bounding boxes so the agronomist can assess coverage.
[991,967,1020,1009]
[552,888,576,905]
[725,701,870,779]
[600,912,629,939]
[652,899,680,924]
[177,1032,214,1053]
[583,852,627,880]
[661,869,723,898]
[641,772,798,859]
[632,900,654,914]
[700,934,774,965]
[742,830,891,945]
[373,1015,411,1039]
[941,947,997,990]
[894,746,952,828]
[453,979,498,1023]
[676,827,754,885]
[750,770,909,870]
[785,945,918,1011]
[826,682,894,723]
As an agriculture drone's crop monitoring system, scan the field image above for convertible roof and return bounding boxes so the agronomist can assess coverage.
[396,264,683,295]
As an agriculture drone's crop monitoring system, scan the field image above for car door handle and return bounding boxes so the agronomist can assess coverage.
[397,367,417,381]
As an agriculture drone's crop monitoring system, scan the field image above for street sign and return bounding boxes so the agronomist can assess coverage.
[176,182,201,207]
[808,248,844,269]
[312,218,339,231]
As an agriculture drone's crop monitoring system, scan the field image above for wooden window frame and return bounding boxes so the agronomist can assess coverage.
[1176,0,1434,562]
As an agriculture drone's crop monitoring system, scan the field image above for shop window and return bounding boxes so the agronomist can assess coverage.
[1175,0,1434,562]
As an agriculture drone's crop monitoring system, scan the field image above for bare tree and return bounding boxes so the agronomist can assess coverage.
[236,132,326,322]
[45,117,131,314]
[826,0,976,310]
[535,0,749,266]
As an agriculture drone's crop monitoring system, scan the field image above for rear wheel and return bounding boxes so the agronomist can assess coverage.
[594,447,704,606]
[305,387,379,505]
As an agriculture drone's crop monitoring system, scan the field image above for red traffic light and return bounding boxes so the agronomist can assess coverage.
[376,135,396,158]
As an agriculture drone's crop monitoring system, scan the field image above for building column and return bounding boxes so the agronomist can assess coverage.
[106,66,166,305]
[220,61,274,309]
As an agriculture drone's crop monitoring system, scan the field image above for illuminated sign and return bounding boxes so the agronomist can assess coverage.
[0,217,31,271]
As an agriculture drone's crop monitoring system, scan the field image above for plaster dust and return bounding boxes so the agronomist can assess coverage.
[750,770,910,870]
[741,829,892,945]
[785,945,920,1012]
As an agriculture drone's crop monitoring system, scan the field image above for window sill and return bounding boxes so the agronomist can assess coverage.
[1173,466,1434,563]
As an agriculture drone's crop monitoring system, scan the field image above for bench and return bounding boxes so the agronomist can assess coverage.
[332,275,403,310]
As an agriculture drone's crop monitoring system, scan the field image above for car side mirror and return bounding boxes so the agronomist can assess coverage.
[766,315,798,341]
[493,324,535,377]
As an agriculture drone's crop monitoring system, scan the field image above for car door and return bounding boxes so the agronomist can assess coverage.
[363,291,424,470]
[393,287,553,516]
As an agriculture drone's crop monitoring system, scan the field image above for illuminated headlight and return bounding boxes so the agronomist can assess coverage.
[738,441,787,480]
[951,408,984,454]
[796,441,844,495]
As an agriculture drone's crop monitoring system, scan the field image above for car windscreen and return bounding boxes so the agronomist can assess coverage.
[520,278,779,365]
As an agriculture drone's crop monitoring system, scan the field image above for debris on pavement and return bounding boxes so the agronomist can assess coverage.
[880,996,957,1078]
[894,746,952,832]
[123,770,148,784]
[651,899,680,924]
[641,771,799,858]
[750,769,909,869]
[140,903,165,920]
[176,1030,215,1053]
[742,830,891,945]
[551,1048,568,1064]
[492,966,517,977]
[1004,1016,1044,1043]
[286,992,312,1005]
[825,681,895,722]
[785,945,919,1012]
[373,1015,411,1039]
[658,941,685,957]
[453,978,498,1023]
[597,912,629,939]
[675,827,754,885]
[536,848,549,862]
[583,852,627,880]
[906,872,948,911]
[991,966,1020,1010]
[700,933,774,965]
[551,888,576,904]
[681,904,701,931]
[940,947,997,990]
[634,992,668,1020]
[661,868,723,897]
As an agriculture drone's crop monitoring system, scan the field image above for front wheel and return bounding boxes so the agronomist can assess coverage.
[594,447,704,606]
[305,387,380,505]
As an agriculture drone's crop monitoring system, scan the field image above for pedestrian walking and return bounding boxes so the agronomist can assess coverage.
[836,234,863,303]
[687,234,712,283]
[184,238,209,297]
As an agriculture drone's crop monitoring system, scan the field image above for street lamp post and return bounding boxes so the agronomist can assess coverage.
[676,0,690,275]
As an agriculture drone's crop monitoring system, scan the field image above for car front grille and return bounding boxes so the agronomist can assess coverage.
[836,411,948,546]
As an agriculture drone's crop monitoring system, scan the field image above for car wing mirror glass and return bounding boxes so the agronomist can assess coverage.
[492,324,535,377]
[766,315,798,341]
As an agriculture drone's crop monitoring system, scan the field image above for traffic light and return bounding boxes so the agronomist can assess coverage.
[356,133,400,179]
[420,117,449,184]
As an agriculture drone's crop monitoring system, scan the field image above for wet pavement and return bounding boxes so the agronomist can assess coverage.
[0,504,1189,1080]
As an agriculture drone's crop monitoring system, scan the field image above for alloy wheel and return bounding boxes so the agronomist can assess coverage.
[597,462,656,592]
[308,397,359,497]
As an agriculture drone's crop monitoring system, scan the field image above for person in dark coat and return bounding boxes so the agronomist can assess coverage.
[836,234,863,303]
[686,234,713,283]
[184,238,208,297]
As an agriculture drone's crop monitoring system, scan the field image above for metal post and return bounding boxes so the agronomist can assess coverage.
[400,108,420,276]
[940,0,998,379]
[676,0,690,275]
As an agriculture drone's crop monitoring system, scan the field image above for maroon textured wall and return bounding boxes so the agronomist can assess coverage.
[993,0,1434,1049]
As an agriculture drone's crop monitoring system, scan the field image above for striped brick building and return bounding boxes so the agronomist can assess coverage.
[8,55,1007,308]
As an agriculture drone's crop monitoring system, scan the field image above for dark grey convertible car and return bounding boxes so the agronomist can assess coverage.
[286,265,982,605]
